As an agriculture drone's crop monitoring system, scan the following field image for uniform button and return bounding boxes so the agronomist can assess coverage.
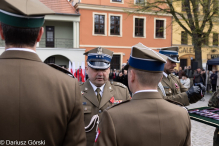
[99,110,102,113]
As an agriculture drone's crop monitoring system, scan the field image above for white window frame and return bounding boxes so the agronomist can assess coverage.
[134,0,146,5]
[154,18,166,39]
[108,14,123,37]
[110,0,124,4]
[92,12,107,36]
[133,16,146,38]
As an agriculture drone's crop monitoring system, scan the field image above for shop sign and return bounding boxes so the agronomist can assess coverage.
[209,54,219,59]
[179,47,195,53]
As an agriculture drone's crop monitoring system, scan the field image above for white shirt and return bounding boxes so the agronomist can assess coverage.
[89,81,105,97]
[6,48,36,53]
[163,72,168,78]
[134,90,158,95]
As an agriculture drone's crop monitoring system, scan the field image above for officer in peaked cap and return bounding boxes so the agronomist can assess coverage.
[0,0,86,145]
[80,47,130,146]
[95,43,191,146]
[158,47,205,106]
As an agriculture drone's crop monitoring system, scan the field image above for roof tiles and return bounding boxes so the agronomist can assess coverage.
[39,0,77,14]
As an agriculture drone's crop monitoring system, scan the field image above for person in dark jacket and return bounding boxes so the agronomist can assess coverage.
[193,68,204,85]
[116,72,124,83]
[178,67,184,79]
[211,70,218,92]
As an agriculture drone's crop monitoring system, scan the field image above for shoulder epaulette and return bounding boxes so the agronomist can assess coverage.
[48,63,75,78]
[166,99,188,110]
[170,74,177,78]
[107,100,130,110]
[111,81,127,88]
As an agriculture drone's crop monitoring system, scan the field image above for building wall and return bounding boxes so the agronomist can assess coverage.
[39,21,73,48]
[171,2,219,70]
[79,8,172,68]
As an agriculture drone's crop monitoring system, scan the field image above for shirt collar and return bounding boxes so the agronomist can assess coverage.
[6,48,36,54]
[89,80,105,92]
[134,90,158,95]
[163,72,168,78]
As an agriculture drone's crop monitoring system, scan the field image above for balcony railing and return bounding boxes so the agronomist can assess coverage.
[0,38,73,48]
[39,38,73,48]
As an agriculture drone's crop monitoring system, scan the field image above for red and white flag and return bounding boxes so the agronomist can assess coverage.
[68,61,73,74]
[95,128,101,142]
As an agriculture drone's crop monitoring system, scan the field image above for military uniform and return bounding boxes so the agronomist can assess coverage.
[81,47,130,146]
[158,74,189,106]
[0,1,86,145]
[95,43,191,146]
[158,47,203,106]
[95,92,191,146]
[208,89,219,146]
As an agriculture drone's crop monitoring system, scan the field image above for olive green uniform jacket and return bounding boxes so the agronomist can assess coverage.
[158,74,189,106]
[95,92,191,146]
[0,50,86,146]
[80,80,130,146]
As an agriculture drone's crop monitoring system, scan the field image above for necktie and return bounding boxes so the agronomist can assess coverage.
[96,88,101,102]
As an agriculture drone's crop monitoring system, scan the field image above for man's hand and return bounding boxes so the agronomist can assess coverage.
[186,85,205,103]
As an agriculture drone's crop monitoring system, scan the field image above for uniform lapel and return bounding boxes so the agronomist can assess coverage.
[82,80,99,107]
[161,76,172,88]
[99,81,113,109]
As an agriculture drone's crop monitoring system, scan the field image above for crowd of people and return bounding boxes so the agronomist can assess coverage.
[173,65,219,97]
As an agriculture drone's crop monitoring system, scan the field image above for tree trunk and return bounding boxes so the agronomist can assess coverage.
[194,41,203,69]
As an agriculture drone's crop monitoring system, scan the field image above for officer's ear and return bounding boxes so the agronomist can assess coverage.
[129,69,135,83]
[36,27,44,42]
[85,66,88,72]
[0,23,5,40]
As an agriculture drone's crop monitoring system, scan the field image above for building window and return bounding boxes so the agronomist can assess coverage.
[135,0,145,4]
[46,26,54,47]
[135,18,144,37]
[203,33,209,46]
[181,31,188,45]
[112,0,122,2]
[94,15,105,34]
[93,12,107,36]
[155,20,164,38]
[110,16,120,35]
[213,33,218,46]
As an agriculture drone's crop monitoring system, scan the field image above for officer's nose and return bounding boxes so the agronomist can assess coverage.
[97,71,104,76]
[172,62,177,67]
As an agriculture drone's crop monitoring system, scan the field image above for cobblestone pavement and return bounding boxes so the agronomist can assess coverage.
[186,94,215,146]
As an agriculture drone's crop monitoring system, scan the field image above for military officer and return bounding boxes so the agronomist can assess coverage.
[94,43,191,146]
[0,1,86,145]
[208,89,219,146]
[158,47,205,106]
[80,47,130,146]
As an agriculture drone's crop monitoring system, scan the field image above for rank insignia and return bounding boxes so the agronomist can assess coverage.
[81,91,84,95]
[82,102,86,105]
[110,97,115,103]
[175,83,179,89]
